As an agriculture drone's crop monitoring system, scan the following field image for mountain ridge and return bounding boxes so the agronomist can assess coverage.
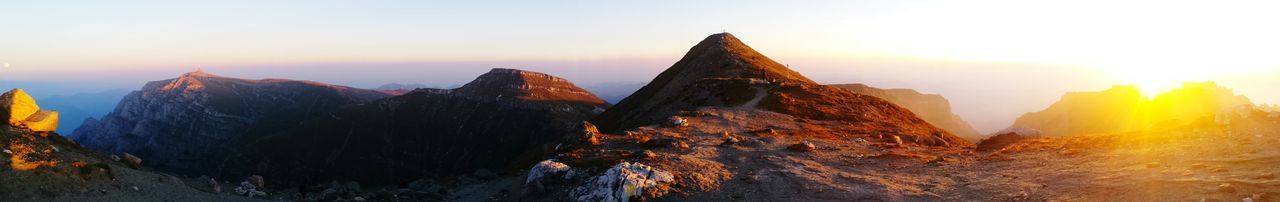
[72,71,395,176]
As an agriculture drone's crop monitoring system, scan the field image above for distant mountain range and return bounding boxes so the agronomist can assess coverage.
[582,82,645,104]
[1011,82,1254,136]
[37,90,130,135]
[832,83,983,141]
[375,83,432,91]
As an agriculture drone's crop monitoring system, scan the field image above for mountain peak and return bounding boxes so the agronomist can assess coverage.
[454,68,605,104]
[674,33,814,83]
[180,69,220,78]
[591,33,965,147]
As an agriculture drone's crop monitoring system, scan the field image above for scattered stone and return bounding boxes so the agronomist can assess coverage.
[354,196,367,201]
[720,131,741,146]
[572,162,674,202]
[927,156,947,165]
[583,122,603,146]
[235,181,267,197]
[892,135,905,146]
[640,150,660,159]
[121,153,142,168]
[130,186,139,192]
[787,141,816,152]
[669,116,689,127]
[644,138,689,149]
[108,155,121,162]
[1218,183,1235,193]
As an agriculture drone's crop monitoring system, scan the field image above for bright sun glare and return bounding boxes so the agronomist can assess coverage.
[1114,67,1193,98]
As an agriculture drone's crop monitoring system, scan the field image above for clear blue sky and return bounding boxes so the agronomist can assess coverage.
[3,0,1279,132]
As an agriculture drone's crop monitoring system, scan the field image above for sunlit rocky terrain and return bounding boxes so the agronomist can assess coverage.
[2,33,1277,202]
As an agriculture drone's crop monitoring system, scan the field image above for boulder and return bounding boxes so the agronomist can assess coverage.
[526,160,573,194]
[209,178,222,193]
[572,162,674,202]
[122,153,142,168]
[669,116,688,127]
[787,141,816,152]
[234,181,267,197]
[246,175,265,188]
[20,110,58,132]
[526,160,571,184]
[976,132,1032,152]
[0,88,40,125]
[1218,183,1235,193]
[1,89,59,132]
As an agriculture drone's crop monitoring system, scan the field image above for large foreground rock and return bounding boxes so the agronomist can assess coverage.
[1,88,59,132]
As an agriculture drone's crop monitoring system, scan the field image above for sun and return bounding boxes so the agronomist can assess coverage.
[1111,67,1192,98]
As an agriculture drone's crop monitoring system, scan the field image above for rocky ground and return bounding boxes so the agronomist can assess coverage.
[462,106,1280,201]
[7,107,1279,202]
[0,125,263,202]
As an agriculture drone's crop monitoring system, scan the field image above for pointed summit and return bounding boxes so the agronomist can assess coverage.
[666,32,813,84]
[592,33,967,146]
[454,68,606,105]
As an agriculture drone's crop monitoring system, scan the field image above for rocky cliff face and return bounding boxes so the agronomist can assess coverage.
[237,68,609,186]
[1011,82,1253,137]
[71,71,394,176]
[833,84,982,141]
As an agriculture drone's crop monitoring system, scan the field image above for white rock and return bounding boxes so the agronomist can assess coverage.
[526,160,571,184]
[234,181,267,198]
[572,162,674,202]
[669,117,688,127]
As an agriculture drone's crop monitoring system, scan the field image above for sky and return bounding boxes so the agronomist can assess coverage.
[2,0,1279,133]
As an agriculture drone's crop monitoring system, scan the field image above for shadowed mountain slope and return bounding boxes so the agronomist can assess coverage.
[591,33,964,146]
[71,71,395,176]
[238,68,610,186]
